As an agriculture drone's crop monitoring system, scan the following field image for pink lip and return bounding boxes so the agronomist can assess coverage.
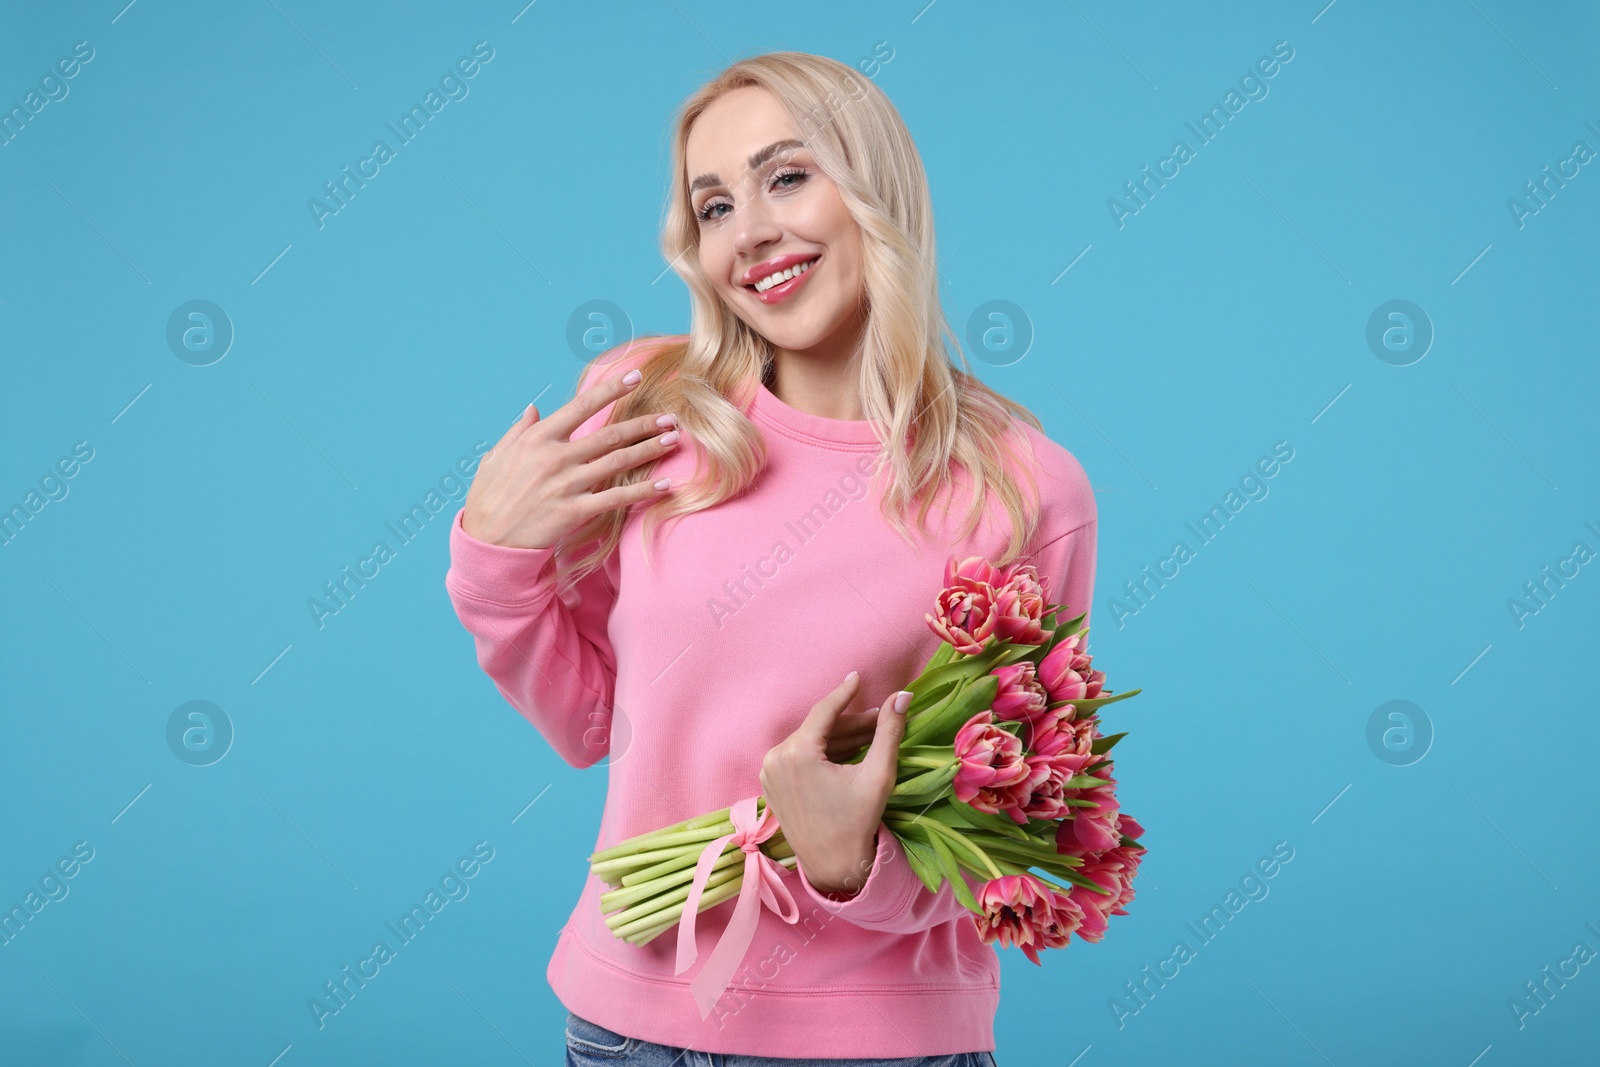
[739,251,817,287]
[743,254,820,306]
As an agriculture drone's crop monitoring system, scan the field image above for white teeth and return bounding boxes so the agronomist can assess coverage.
[752,257,816,293]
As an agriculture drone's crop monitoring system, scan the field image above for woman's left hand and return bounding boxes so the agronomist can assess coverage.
[759,673,912,898]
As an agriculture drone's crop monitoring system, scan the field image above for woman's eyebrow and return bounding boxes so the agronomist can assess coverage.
[690,138,806,193]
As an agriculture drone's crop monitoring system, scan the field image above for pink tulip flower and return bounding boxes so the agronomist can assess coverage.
[953,712,1036,822]
[1057,767,1125,853]
[991,563,1050,646]
[1063,842,1145,942]
[991,661,1050,725]
[1036,888,1086,955]
[926,581,1000,655]
[1018,714,1098,821]
[926,554,1012,653]
[1038,634,1108,705]
[974,873,1082,965]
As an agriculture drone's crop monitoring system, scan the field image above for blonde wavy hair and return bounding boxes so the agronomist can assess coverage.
[554,50,1047,597]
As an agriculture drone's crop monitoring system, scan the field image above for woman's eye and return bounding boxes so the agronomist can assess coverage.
[694,169,807,222]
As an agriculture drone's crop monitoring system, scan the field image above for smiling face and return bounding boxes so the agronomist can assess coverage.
[684,85,866,357]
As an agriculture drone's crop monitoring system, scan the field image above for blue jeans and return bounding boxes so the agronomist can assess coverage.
[565,1011,1000,1066]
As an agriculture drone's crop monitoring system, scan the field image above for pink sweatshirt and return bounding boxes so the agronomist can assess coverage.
[444,337,1097,1059]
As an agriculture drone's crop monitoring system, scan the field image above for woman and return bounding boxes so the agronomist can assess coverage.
[446,52,1095,1066]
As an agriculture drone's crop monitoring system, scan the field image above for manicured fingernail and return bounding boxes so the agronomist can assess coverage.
[845,670,858,682]
[622,369,642,385]
[656,414,677,427]
[893,691,912,713]
[653,478,672,490]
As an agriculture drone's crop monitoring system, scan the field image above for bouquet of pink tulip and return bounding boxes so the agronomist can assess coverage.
[589,554,1145,1012]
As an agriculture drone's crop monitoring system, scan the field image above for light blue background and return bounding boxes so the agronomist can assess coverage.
[2,1,1597,1064]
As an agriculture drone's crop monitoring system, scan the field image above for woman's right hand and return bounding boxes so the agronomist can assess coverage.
[461,367,681,549]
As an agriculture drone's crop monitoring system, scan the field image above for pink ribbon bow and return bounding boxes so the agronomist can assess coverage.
[674,794,800,1019]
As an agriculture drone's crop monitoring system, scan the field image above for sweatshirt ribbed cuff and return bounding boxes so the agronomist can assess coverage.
[445,508,561,606]
[794,822,911,928]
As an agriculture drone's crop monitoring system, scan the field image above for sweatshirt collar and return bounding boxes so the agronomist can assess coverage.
[747,377,883,450]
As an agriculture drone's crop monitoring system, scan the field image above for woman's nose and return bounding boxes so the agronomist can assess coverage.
[730,193,782,256]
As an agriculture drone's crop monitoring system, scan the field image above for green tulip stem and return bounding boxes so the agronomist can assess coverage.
[624,855,800,946]
[885,810,1004,880]
[590,827,721,867]
[601,847,744,910]
[606,861,747,936]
